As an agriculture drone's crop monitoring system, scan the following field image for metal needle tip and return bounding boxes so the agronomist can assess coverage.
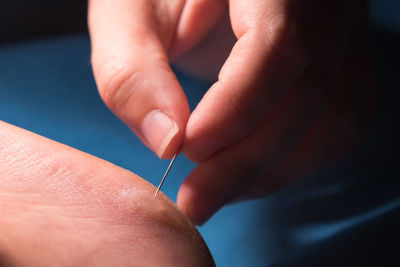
[154,154,177,196]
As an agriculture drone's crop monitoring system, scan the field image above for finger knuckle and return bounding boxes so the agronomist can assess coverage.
[258,11,310,67]
[99,67,142,115]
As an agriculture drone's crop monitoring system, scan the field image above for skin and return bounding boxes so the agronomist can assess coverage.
[89,0,376,225]
[0,121,215,267]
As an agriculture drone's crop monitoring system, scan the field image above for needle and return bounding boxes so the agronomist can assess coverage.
[154,154,177,196]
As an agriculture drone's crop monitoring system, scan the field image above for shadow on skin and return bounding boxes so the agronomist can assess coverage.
[0,121,214,267]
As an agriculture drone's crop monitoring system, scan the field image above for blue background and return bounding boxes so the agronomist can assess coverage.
[0,1,399,266]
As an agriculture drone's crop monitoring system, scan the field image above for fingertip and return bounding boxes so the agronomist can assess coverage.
[94,64,190,159]
[141,110,182,159]
[177,185,207,226]
[157,128,181,159]
[183,107,223,162]
[177,181,224,226]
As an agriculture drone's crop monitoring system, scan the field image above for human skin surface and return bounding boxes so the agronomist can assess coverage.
[0,121,214,267]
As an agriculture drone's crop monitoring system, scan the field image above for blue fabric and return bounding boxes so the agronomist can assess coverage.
[0,3,399,266]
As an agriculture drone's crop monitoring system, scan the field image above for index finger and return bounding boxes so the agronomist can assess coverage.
[183,0,311,161]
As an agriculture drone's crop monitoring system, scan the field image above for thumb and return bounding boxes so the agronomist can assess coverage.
[89,0,190,158]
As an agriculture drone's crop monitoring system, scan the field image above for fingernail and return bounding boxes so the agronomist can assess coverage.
[141,110,179,158]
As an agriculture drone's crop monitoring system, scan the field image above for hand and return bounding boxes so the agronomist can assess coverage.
[89,0,376,225]
[0,121,213,266]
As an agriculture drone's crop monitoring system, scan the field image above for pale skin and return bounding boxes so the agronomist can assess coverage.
[0,121,214,266]
[89,0,376,225]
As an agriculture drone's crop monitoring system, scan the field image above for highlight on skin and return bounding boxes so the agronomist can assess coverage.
[0,121,215,267]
